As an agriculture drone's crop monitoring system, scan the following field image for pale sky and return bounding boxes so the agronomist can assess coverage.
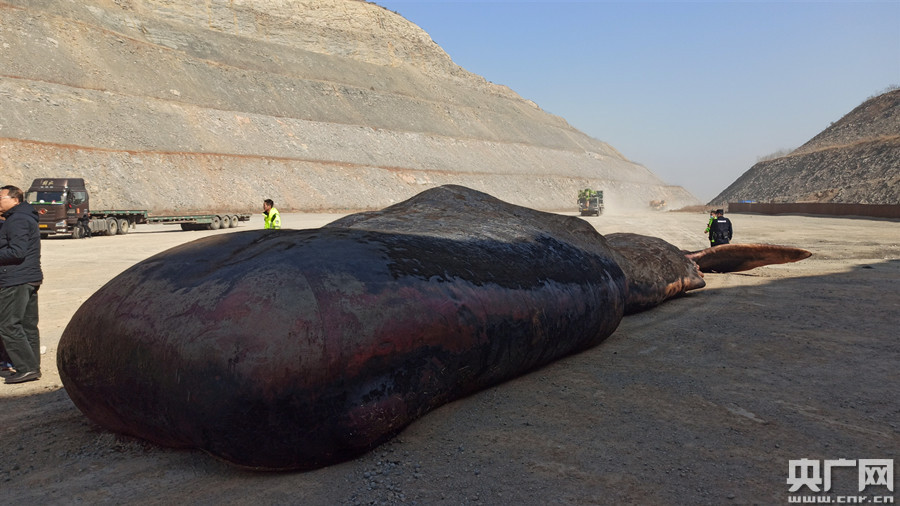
[375,0,900,203]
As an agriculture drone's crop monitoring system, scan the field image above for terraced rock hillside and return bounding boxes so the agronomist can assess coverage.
[711,89,900,206]
[0,0,698,213]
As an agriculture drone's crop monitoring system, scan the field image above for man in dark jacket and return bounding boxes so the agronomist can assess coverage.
[0,185,44,384]
[708,209,733,246]
[0,215,13,377]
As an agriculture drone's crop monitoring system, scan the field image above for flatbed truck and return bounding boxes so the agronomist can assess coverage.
[26,178,251,238]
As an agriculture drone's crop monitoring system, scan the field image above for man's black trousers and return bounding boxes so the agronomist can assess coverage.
[0,283,41,373]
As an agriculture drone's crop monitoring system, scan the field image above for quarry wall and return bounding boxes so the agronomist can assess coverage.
[0,0,699,213]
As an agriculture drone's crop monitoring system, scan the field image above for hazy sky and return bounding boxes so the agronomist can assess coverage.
[375,0,900,203]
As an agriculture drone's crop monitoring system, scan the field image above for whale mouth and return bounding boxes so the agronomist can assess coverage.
[685,244,812,273]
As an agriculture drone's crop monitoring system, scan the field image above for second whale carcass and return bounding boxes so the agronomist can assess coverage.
[58,185,629,470]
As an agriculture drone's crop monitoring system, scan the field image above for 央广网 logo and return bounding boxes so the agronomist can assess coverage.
[787,458,894,503]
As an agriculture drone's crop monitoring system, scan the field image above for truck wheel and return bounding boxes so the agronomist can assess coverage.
[72,227,83,239]
[208,215,221,230]
[230,215,239,228]
[117,218,130,234]
[220,215,231,229]
[106,218,119,236]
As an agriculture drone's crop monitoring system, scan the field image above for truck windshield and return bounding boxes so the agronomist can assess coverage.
[27,191,65,204]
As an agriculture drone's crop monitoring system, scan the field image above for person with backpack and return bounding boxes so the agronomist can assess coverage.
[708,209,733,246]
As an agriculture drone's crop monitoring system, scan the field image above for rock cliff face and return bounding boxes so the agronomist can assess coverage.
[0,0,698,213]
[711,89,900,206]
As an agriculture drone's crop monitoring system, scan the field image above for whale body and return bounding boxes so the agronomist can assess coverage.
[57,185,811,470]
[58,186,626,469]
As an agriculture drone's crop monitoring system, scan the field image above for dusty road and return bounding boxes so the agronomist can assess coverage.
[2,210,898,504]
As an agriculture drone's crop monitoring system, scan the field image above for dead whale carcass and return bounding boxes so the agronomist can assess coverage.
[56,185,810,470]
[57,186,627,470]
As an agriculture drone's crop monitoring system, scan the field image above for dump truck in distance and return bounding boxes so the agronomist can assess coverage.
[26,178,251,238]
[577,188,603,216]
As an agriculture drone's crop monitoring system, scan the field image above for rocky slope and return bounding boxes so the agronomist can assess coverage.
[0,0,698,214]
[710,89,900,206]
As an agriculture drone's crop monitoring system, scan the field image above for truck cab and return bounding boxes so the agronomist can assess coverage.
[26,178,90,237]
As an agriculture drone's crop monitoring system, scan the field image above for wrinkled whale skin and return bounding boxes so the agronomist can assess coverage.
[58,186,627,470]
[604,233,706,314]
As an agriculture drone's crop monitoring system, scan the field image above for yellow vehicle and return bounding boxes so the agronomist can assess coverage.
[577,188,603,216]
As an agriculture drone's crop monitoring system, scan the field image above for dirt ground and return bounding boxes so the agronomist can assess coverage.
[2,210,898,505]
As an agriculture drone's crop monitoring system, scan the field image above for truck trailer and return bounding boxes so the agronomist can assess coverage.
[26,178,251,238]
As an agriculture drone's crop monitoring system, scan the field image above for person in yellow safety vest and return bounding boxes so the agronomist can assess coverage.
[263,199,281,230]
[704,210,715,246]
